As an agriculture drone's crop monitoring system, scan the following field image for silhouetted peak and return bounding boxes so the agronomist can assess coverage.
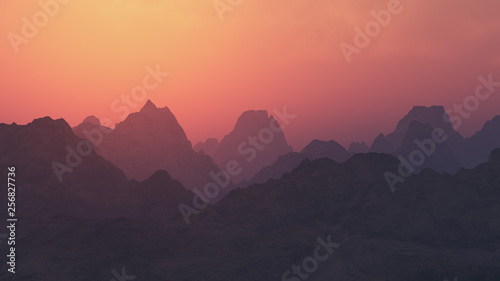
[410,105,445,113]
[393,105,451,134]
[234,110,269,129]
[193,138,219,156]
[370,133,393,153]
[201,138,219,146]
[302,139,345,152]
[300,139,351,162]
[143,170,173,184]
[349,141,369,153]
[400,106,448,128]
[481,115,500,130]
[140,99,158,113]
[382,105,461,152]
[29,117,73,134]
[82,115,100,126]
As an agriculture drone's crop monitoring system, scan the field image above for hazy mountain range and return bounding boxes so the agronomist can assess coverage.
[1,101,500,280]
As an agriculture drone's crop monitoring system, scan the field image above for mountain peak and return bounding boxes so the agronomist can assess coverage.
[349,141,369,153]
[30,117,73,134]
[235,110,269,128]
[140,100,158,113]
[82,115,100,126]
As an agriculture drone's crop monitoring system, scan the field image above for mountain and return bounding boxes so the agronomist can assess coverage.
[183,151,500,281]
[369,133,393,153]
[462,115,500,168]
[395,120,462,174]
[73,100,222,190]
[242,139,352,186]
[369,106,466,173]
[193,138,219,157]
[245,105,500,190]
[349,141,369,153]
[5,149,500,280]
[212,110,292,183]
[0,117,194,222]
[301,139,352,162]
[386,105,463,149]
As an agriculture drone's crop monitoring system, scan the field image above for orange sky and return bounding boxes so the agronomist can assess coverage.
[1,0,500,150]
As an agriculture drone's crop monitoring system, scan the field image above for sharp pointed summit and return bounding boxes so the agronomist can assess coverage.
[74,99,223,189]
[140,99,158,112]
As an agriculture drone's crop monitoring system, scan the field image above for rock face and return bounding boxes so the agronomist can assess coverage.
[73,100,222,190]
[193,138,219,157]
[212,110,292,183]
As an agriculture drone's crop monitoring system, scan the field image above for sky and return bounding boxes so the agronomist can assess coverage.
[1,0,500,150]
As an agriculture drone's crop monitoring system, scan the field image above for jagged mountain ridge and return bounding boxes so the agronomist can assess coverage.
[0,117,194,222]
[212,110,293,183]
[73,100,222,190]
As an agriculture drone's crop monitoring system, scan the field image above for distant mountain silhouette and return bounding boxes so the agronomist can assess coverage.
[193,138,219,157]
[369,133,394,153]
[183,151,500,281]
[247,106,500,187]
[395,120,462,174]
[462,115,500,168]
[0,117,193,222]
[349,141,369,153]
[2,108,500,280]
[212,110,292,183]
[368,106,469,173]
[6,146,500,280]
[386,106,462,149]
[301,139,352,161]
[73,100,222,190]
[243,139,352,186]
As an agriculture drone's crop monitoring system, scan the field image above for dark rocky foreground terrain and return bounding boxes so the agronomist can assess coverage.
[1,118,500,281]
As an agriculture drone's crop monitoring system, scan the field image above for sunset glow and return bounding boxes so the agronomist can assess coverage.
[1,0,499,149]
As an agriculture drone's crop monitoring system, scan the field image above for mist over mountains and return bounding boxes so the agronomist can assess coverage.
[69,102,500,190]
[1,101,500,280]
